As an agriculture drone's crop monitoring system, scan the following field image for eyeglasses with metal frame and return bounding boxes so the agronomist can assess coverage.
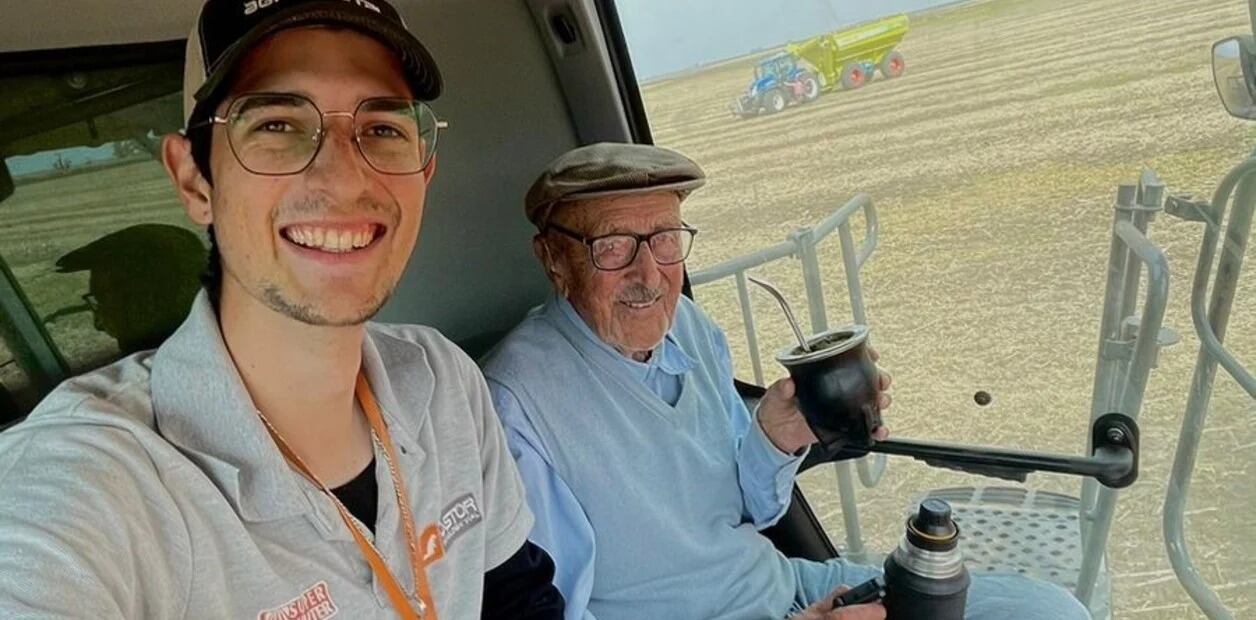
[186,92,447,176]
[545,222,698,271]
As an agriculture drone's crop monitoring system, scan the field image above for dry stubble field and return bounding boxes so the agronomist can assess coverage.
[639,0,1255,617]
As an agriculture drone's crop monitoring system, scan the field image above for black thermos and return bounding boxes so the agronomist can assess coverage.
[883,499,970,620]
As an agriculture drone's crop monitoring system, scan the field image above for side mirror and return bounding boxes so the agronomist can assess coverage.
[1213,36,1256,119]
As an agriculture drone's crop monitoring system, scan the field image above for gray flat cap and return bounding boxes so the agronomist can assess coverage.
[525,142,706,227]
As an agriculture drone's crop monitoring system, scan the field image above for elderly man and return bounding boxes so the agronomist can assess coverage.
[0,1,562,618]
[482,143,1092,620]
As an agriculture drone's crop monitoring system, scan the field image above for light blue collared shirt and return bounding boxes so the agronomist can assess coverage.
[484,295,804,620]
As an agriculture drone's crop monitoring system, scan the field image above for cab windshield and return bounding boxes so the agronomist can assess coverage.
[621,0,1254,617]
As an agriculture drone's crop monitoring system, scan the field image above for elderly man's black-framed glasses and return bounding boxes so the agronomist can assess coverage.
[546,223,698,271]
[187,93,446,175]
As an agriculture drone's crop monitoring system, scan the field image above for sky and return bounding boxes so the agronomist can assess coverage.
[8,146,115,177]
[616,0,961,79]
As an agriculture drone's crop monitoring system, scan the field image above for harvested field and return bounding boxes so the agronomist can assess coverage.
[640,0,1255,617]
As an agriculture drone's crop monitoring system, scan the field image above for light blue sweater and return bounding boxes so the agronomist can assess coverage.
[482,295,805,620]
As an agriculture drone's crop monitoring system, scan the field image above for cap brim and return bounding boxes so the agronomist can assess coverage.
[531,177,706,227]
[558,177,707,203]
[194,2,441,110]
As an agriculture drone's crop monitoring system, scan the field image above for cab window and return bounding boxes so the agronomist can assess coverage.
[0,43,199,426]
[617,0,1255,617]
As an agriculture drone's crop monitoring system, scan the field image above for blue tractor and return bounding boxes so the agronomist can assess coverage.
[730,53,821,118]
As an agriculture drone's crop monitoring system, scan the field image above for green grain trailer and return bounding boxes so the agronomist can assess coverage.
[788,14,910,91]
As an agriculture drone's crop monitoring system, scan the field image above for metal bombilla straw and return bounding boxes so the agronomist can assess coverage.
[748,276,812,353]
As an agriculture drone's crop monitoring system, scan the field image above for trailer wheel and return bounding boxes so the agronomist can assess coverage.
[841,64,867,90]
[881,50,906,79]
[801,74,821,102]
[765,90,787,113]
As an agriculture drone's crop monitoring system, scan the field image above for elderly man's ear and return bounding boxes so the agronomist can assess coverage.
[533,235,569,296]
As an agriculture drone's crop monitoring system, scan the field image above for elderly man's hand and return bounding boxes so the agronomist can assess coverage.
[757,348,892,455]
[788,586,886,620]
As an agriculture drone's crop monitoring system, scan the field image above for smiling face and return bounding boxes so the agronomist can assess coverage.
[194,27,433,326]
[538,192,686,360]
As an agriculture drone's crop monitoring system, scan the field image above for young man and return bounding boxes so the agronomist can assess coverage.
[482,142,1092,620]
[0,1,562,618]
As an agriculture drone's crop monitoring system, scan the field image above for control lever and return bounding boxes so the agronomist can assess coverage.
[845,413,1140,488]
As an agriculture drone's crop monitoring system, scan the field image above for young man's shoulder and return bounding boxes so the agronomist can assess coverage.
[367,321,477,375]
[1,351,173,494]
[364,321,494,435]
[0,352,189,578]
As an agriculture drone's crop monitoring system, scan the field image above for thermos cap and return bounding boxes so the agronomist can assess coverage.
[906,499,960,552]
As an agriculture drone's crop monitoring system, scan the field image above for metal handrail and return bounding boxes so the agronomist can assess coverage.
[690,195,878,285]
[833,201,884,488]
[1067,173,1178,614]
[1075,216,1171,607]
[1186,158,1256,398]
[690,194,878,386]
[690,193,884,558]
[1163,156,1256,620]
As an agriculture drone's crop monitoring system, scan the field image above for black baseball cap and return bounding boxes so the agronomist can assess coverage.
[183,0,442,125]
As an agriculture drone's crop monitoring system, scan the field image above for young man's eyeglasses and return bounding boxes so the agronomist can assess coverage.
[187,93,447,175]
[546,223,698,271]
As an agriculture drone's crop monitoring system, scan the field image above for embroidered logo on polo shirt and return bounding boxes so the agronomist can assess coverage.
[439,493,482,547]
[257,580,338,620]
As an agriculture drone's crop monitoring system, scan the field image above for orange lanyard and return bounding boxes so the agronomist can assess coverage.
[257,373,443,619]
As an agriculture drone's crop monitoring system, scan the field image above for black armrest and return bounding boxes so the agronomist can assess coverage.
[800,442,871,473]
[760,485,840,562]
[735,379,840,562]
[734,378,766,405]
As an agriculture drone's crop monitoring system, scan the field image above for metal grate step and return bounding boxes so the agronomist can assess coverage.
[910,486,1110,620]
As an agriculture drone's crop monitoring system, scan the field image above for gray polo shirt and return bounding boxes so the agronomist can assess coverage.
[0,291,533,619]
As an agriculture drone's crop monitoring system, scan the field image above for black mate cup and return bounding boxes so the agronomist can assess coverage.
[775,325,881,452]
